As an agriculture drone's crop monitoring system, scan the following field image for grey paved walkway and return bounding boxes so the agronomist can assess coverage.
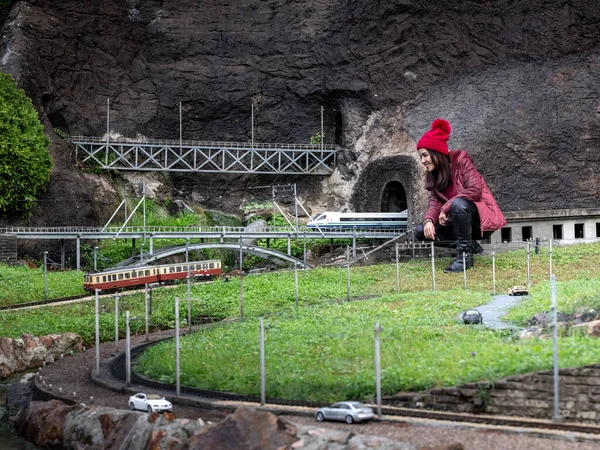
[460,293,527,329]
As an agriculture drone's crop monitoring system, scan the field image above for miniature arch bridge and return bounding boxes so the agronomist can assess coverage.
[124,242,311,269]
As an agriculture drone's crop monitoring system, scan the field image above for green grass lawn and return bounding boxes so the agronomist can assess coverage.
[2,242,600,402]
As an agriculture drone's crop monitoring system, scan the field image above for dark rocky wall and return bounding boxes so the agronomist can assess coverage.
[0,0,599,227]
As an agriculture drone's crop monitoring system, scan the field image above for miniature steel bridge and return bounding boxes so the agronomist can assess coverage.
[72,136,338,175]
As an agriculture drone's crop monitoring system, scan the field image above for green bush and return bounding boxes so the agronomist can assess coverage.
[0,72,52,213]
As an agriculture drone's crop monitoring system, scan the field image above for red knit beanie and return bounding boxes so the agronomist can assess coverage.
[416,119,451,156]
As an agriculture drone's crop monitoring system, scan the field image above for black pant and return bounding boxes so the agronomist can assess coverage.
[414,198,481,245]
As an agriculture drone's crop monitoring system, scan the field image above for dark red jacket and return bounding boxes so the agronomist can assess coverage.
[423,150,506,235]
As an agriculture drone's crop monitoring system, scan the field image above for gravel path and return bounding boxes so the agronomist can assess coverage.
[35,329,600,450]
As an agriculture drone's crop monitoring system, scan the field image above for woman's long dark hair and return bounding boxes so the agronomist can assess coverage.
[424,151,452,191]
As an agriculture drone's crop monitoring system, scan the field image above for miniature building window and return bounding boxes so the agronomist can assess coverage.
[553,225,563,240]
[501,227,512,243]
[522,226,532,241]
[596,223,600,238]
[575,223,584,239]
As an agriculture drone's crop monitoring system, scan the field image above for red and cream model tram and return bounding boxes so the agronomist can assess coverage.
[83,260,222,292]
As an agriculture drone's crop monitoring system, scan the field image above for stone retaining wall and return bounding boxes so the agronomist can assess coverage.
[385,364,600,423]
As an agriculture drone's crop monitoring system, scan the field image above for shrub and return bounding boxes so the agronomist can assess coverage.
[0,72,52,213]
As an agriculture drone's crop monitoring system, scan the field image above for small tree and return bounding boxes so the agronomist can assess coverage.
[0,72,52,213]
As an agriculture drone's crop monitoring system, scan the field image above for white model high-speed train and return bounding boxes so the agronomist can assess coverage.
[306,210,408,230]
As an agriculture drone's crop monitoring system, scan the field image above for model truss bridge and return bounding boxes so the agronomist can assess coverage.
[72,136,338,175]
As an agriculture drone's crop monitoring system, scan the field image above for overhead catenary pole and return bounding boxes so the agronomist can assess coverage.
[115,293,119,349]
[259,317,266,405]
[240,241,244,320]
[431,242,436,291]
[294,263,299,312]
[549,238,553,282]
[187,265,192,332]
[320,105,324,153]
[95,289,100,375]
[179,101,183,152]
[492,251,496,295]
[551,275,561,423]
[142,182,146,243]
[395,243,400,293]
[145,284,149,341]
[106,98,110,144]
[462,252,467,290]
[293,184,298,234]
[125,310,131,386]
[175,297,181,396]
[346,246,351,302]
[374,322,382,418]
[43,251,48,300]
[527,241,531,287]
[251,103,255,149]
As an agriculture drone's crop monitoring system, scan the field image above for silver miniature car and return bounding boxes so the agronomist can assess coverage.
[315,401,374,424]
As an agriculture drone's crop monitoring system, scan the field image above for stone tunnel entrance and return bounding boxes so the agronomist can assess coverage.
[350,155,426,223]
[380,181,407,212]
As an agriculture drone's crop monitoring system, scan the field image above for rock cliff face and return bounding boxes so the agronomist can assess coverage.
[1,0,599,226]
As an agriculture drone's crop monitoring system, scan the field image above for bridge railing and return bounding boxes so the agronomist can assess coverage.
[0,225,408,235]
[70,136,340,151]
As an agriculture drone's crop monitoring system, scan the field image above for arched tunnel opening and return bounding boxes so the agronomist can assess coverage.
[380,181,407,212]
[350,155,424,223]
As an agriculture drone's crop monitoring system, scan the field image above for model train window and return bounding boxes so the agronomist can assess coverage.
[95,277,100,283]
[131,271,136,277]
[146,270,151,276]
[169,267,175,273]
[112,274,117,281]
[118,274,124,280]
[209,263,215,268]
[339,217,404,222]
[202,264,208,269]
[102,276,106,282]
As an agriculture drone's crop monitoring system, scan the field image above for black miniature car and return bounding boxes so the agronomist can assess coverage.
[462,309,483,324]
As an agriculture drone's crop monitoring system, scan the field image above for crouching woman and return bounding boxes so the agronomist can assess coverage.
[414,119,506,272]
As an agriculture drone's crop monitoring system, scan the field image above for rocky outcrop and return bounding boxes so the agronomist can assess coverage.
[0,333,82,379]
[16,402,419,450]
[1,0,600,227]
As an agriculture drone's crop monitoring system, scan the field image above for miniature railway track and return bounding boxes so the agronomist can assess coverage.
[0,294,91,311]
[0,277,221,312]
[111,339,600,437]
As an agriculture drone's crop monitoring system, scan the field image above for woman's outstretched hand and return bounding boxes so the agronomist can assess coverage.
[424,221,436,240]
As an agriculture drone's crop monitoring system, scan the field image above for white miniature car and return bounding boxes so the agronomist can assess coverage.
[128,393,172,413]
